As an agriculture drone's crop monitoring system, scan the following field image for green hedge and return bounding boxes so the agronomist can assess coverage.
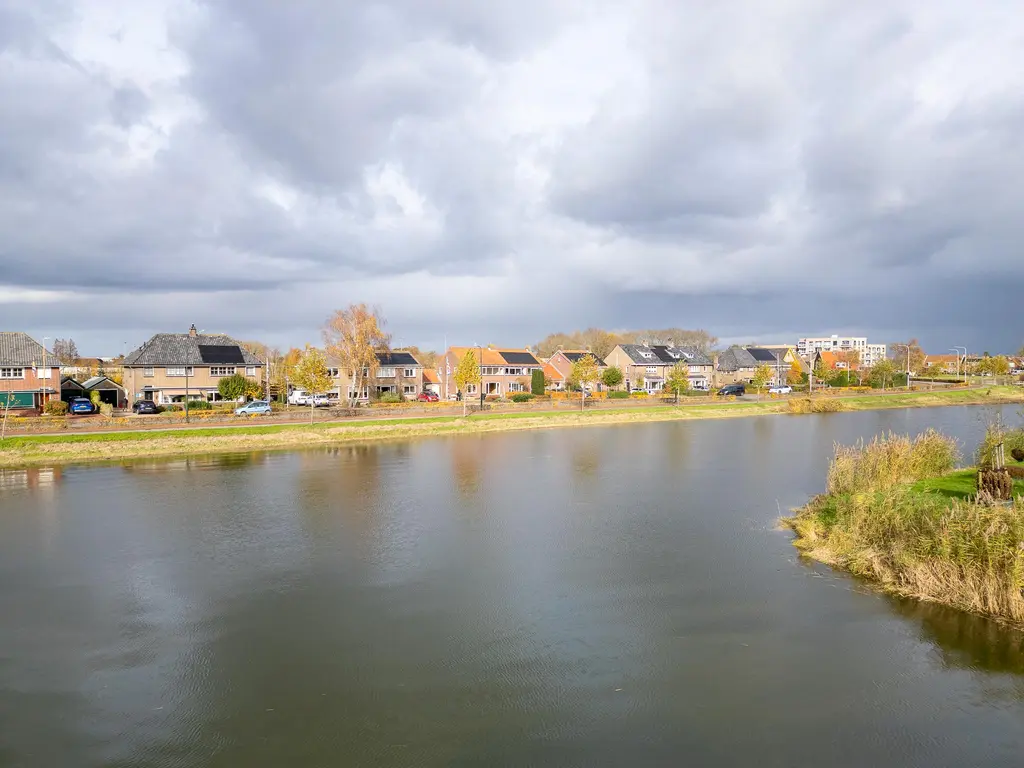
[510,392,533,403]
[608,390,629,399]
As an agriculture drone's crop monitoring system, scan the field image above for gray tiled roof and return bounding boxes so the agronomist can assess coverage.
[717,346,759,372]
[0,332,53,366]
[124,333,262,366]
[617,344,712,367]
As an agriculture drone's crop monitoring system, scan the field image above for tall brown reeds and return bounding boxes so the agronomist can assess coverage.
[786,430,1024,626]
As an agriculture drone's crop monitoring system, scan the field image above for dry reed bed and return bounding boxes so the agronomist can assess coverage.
[785,431,1024,626]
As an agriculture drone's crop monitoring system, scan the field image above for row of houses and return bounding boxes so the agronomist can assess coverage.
[7,324,1010,412]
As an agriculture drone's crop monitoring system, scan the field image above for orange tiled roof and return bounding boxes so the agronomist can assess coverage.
[422,368,439,384]
[924,354,959,365]
[447,346,538,366]
[543,362,565,381]
[819,351,859,370]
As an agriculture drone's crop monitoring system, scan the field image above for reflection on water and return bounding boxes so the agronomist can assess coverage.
[121,452,272,473]
[0,466,62,491]
[3,404,1024,767]
[891,597,1024,676]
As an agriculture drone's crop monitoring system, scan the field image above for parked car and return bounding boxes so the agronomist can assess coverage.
[235,400,273,416]
[768,385,793,395]
[287,389,309,405]
[417,391,439,402]
[69,397,96,415]
[132,400,160,414]
[308,394,330,407]
[717,384,746,396]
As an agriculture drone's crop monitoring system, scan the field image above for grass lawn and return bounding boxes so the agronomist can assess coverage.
[912,468,1024,500]
[1,386,1022,468]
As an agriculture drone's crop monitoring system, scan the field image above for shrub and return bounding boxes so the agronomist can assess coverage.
[531,369,545,396]
[608,390,629,399]
[379,392,403,403]
[43,400,68,416]
[1004,465,1024,479]
[978,469,1013,501]
[1011,447,1024,463]
[510,392,533,403]
[184,400,213,410]
[629,392,648,399]
[99,403,113,417]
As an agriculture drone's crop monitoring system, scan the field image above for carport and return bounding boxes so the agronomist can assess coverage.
[83,376,127,408]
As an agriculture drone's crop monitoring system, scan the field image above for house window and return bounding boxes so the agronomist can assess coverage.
[403,385,416,395]
[646,366,658,375]
[0,368,24,379]
[347,388,369,399]
[144,367,154,377]
[504,367,523,376]
[246,366,257,376]
[209,367,235,376]
[378,367,396,378]
[403,368,415,378]
[38,367,52,379]
[167,367,195,377]
[327,368,339,378]
[466,384,477,395]
[509,382,525,392]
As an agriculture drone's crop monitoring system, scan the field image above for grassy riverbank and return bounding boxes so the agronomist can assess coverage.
[1,386,1022,468]
[784,430,1024,627]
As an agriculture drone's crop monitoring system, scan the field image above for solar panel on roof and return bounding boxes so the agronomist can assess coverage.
[500,351,539,365]
[198,345,245,364]
[378,352,418,366]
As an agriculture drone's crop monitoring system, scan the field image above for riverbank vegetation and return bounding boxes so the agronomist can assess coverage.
[785,427,1024,626]
[1,387,1022,469]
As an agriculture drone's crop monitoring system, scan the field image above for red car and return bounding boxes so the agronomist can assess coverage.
[417,391,439,402]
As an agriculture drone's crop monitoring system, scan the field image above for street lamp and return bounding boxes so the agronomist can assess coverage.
[42,337,49,409]
[952,346,967,385]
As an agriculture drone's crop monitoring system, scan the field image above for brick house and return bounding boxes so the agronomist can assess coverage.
[327,350,424,400]
[604,344,713,392]
[546,350,606,390]
[0,332,60,411]
[440,347,542,399]
[714,346,759,387]
[123,324,265,405]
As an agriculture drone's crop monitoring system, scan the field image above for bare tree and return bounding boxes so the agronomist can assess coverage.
[52,338,80,365]
[323,304,391,407]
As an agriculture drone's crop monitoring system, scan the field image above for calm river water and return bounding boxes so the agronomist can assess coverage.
[3,406,1024,767]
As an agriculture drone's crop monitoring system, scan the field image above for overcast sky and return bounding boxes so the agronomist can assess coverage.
[2,1,1021,356]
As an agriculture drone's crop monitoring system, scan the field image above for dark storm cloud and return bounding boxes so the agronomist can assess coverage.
[1,0,1022,354]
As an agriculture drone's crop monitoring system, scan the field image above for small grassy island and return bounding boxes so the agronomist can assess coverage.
[785,426,1024,626]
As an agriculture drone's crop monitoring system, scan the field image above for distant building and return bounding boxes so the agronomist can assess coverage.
[796,336,886,367]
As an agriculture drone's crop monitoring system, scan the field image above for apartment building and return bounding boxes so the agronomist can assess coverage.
[796,335,886,367]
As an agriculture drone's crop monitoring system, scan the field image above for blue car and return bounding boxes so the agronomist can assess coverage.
[69,397,96,415]
[235,400,272,416]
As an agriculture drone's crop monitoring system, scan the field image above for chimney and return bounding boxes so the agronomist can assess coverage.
[188,324,198,338]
